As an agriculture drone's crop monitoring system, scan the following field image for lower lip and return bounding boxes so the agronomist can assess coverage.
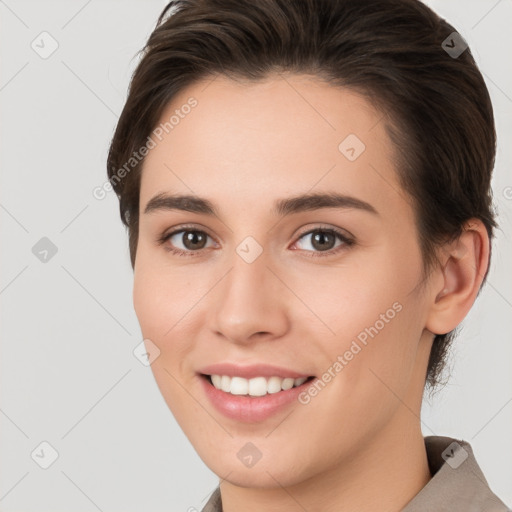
[199,375,315,423]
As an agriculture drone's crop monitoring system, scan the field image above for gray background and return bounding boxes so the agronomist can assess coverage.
[1,0,511,510]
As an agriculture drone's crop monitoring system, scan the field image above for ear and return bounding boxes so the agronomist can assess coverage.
[425,219,490,336]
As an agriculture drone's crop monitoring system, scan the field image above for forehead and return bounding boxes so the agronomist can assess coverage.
[139,73,407,219]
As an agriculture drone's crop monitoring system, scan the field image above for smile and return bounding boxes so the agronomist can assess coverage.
[199,373,317,422]
[206,374,313,397]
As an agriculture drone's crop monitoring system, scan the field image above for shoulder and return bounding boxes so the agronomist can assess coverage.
[200,486,222,512]
[402,435,510,511]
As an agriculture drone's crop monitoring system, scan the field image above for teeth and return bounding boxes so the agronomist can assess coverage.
[209,375,309,396]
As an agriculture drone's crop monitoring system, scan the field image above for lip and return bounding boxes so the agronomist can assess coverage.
[198,373,316,423]
[197,362,311,379]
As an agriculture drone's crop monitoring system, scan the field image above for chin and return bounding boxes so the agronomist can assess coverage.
[199,447,310,489]
[217,466,300,489]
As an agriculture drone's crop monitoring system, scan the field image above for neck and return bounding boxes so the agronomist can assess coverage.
[219,411,431,512]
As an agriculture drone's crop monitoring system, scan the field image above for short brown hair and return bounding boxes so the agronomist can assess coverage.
[106,0,497,391]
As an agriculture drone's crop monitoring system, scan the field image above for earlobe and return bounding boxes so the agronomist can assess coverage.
[426,220,489,335]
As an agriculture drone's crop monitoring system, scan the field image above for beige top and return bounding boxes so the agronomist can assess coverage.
[200,436,510,511]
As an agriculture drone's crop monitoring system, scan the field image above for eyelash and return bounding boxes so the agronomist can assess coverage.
[156,224,355,258]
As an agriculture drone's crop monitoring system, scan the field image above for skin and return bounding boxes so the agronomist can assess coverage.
[132,73,489,512]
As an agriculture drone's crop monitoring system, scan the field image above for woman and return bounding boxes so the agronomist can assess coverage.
[106,0,510,510]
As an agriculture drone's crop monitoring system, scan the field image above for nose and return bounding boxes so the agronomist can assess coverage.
[209,248,290,345]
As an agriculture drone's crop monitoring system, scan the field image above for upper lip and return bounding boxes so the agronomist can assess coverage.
[198,362,312,379]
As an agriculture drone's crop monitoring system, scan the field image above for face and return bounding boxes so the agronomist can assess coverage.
[133,73,435,488]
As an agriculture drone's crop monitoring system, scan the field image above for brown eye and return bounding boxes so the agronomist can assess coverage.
[293,227,354,257]
[159,228,215,256]
[179,230,208,250]
[309,230,337,251]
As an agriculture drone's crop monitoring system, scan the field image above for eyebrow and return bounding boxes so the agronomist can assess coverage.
[143,191,379,217]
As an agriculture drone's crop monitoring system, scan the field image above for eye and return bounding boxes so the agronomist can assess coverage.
[291,227,354,257]
[157,226,216,257]
[157,224,354,258]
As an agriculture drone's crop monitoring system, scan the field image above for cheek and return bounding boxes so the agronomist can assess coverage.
[133,242,195,332]
[132,262,200,424]
[133,267,164,337]
[132,257,192,363]
[132,251,223,387]
[297,254,418,343]
[305,249,425,393]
